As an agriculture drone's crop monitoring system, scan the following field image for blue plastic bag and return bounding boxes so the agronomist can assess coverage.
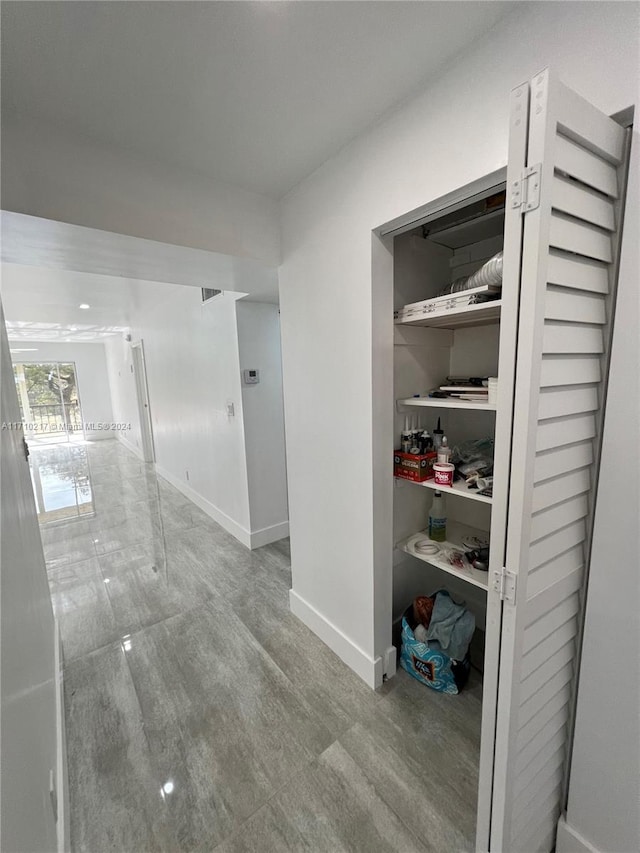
[400,616,465,694]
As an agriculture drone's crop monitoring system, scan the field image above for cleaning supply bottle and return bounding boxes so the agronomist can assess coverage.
[428,491,447,542]
[437,435,451,464]
[419,429,432,454]
[433,417,444,452]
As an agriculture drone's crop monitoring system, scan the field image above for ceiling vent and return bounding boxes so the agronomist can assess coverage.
[201,288,222,303]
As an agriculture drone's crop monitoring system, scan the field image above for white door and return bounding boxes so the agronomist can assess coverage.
[131,341,155,463]
[0,304,65,851]
[488,69,631,852]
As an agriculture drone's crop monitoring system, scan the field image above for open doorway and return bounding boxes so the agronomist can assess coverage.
[13,361,85,445]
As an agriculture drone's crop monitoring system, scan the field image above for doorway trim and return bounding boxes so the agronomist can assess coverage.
[131,341,155,463]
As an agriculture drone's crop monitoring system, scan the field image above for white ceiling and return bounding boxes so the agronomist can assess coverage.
[1,212,279,341]
[1,1,516,198]
[2,212,279,299]
[2,263,133,342]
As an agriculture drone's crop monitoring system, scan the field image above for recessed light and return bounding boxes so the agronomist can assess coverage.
[79,303,90,310]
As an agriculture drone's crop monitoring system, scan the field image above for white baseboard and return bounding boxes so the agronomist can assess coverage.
[155,463,253,549]
[556,816,602,853]
[54,620,69,852]
[117,433,145,462]
[289,589,384,689]
[250,520,289,549]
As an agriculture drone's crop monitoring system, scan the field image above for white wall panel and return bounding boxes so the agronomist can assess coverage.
[236,301,289,543]
[106,285,288,548]
[1,306,62,852]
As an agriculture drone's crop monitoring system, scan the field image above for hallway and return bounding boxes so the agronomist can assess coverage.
[41,440,480,852]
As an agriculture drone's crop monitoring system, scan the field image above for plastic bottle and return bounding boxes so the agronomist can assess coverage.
[437,435,451,464]
[432,417,444,452]
[428,491,447,542]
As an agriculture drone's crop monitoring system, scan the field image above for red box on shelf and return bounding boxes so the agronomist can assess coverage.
[394,451,437,482]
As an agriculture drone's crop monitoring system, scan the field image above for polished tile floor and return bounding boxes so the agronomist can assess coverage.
[37,440,481,852]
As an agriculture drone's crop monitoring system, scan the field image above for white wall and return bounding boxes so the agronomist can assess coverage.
[236,301,289,546]
[12,340,114,441]
[106,285,288,549]
[104,335,143,455]
[1,111,281,267]
[279,0,639,687]
[1,305,66,852]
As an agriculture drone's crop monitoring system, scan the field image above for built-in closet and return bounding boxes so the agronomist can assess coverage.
[374,68,632,852]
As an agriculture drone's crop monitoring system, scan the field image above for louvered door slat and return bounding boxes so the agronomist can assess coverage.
[512,790,562,852]
[520,642,575,706]
[532,468,591,512]
[489,67,630,852]
[527,547,584,599]
[552,174,615,230]
[547,250,610,293]
[530,495,589,541]
[536,412,596,452]
[529,518,586,567]
[517,711,568,777]
[545,286,606,324]
[521,622,577,685]
[539,383,599,419]
[523,597,581,653]
[549,212,613,262]
[554,134,619,197]
[534,442,594,483]
[542,321,604,354]
[540,354,601,387]
[519,663,575,730]
[556,83,626,163]
[513,753,565,816]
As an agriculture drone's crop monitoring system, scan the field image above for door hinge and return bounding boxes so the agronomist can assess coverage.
[492,567,518,603]
[510,163,541,213]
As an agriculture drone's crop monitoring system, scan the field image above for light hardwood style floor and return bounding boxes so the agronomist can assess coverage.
[37,439,481,852]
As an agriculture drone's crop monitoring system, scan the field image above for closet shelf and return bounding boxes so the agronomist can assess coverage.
[398,397,497,412]
[397,521,490,591]
[395,299,501,330]
[396,475,493,505]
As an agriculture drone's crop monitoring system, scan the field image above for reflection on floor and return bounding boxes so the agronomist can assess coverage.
[39,440,481,852]
[30,441,94,523]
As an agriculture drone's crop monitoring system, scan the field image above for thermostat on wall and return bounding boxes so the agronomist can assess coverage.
[243,369,260,385]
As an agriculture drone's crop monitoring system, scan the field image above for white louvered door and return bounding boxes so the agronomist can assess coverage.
[489,69,631,852]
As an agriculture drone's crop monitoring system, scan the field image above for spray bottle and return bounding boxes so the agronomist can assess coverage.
[428,491,447,542]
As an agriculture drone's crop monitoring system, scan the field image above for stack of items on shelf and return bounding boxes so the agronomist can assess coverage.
[399,591,475,694]
[452,437,494,497]
[394,427,495,498]
[413,493,491,571]
[428,376,490,403]
[394,416,450,483]
[394,250,503,322]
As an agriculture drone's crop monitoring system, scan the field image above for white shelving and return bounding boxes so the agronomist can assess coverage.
[395,299,501,330]
[398,397,496,412]
[397,521,490,591]
[397,475,493,505]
